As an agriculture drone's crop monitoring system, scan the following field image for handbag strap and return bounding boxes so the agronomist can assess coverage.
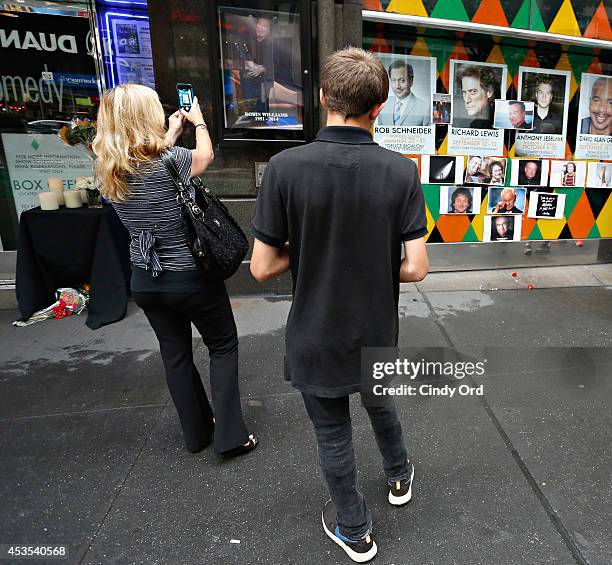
[160,150,193,203]
[161,150,224,213]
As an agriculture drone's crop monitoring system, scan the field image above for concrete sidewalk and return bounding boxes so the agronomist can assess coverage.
[1,265,611,565]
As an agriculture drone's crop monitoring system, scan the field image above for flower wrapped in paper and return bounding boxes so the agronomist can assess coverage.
[13,286,90,327]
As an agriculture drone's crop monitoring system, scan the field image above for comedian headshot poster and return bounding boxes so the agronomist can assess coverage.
[373,54,436,155]
[515,67,571,159]
[574,73,612,160]
[448,60,507,156]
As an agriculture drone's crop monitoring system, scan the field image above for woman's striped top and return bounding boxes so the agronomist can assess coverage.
[112,146,197,276]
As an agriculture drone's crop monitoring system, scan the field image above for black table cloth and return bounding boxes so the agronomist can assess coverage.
[16,205,131,330]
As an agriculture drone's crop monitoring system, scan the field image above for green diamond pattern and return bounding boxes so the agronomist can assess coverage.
[528,2,547,32]
[587,223,601,238]
[429,0,469,22]
[31,139,40,150]
[527,223,544,240]
[511,0,531,29]
[423,184,441,222]
[462,224,480,242]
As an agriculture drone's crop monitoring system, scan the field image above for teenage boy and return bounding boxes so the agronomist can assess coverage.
[250,47,429,563]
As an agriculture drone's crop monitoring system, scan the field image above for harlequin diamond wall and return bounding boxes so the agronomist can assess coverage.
[363,6,611,242]
[363,0,612,41]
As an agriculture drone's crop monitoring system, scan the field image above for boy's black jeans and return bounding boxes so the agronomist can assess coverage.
[301,393,411,540]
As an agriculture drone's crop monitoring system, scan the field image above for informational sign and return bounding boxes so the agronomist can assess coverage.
[218,6,303,130]
[448,60,507,157]
[255,162,268,188]
[115,58,155,88]
[373,54,436,154]
[515,67,571,159]
[105,13,155,89]
[111,19,152,58]
[1,133,93,218]
[574,73,612,160]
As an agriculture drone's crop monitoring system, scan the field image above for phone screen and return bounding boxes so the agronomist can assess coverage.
[176,84,194,110]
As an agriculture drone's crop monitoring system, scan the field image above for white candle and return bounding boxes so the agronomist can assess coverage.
[48,177,64,189]
[64,190,82,208]
[48,177,65,205]
[38,192,59,210]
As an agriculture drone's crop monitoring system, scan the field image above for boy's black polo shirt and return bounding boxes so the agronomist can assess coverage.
[252,126,427,397]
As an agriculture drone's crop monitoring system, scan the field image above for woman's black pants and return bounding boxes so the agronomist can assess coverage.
[133,282,249,453]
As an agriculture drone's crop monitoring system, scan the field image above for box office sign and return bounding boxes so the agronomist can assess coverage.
[0,11,98,112]
[1,133,93,218]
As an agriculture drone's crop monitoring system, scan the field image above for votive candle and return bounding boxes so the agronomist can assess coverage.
[64,190,83,208]
[48,177,65,205]
[38,192,59,210]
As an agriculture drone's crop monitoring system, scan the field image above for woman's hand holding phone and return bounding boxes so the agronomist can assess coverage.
[168,110,185,134]
[165,110,185,146]
[180,96,205,126]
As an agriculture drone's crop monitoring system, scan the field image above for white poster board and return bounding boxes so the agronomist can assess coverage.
[515,67,571,159]
[1,133,93,218]
[373,54,436,154]
[448,60,507,157]
[574,73,612,160]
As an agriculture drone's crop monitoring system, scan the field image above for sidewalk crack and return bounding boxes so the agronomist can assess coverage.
[418,287,588,565]
[76,399,171,565]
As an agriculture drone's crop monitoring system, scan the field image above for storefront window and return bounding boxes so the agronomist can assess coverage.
[0,1,102,250]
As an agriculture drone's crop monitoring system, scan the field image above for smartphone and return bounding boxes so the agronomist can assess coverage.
[176,83,195,111]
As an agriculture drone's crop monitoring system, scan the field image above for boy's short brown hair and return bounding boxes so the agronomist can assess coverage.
[321,47,389,119]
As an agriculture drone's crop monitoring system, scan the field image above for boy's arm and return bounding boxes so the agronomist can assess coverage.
[400,237,428,283]
[250,240,290,282]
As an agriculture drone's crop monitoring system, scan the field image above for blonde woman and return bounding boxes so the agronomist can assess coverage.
[93,84,257,457]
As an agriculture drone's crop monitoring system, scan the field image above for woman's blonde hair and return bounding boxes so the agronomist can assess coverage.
[92,84,168,202]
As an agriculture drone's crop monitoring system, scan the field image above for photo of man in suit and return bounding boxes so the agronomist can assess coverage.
[490,187,524,214]
[377,60,431,126]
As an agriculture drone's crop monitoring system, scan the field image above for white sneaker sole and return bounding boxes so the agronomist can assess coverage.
[388,464,414,506]
[321,512,378,563]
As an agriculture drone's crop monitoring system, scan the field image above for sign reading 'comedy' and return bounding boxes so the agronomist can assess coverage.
[0,12,97,113]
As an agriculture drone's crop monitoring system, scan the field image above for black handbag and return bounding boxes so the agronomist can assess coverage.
[161,151,248,279]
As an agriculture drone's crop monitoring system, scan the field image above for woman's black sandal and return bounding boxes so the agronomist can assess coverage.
[220,434,259,458]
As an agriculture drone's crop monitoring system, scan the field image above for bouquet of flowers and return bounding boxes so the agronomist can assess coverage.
[75,176,101,207]
[13,286,90,327]
[58,118,97,155]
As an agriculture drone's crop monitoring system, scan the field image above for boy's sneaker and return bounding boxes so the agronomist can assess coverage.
[321,500,378,563]
[388,462,414,506]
